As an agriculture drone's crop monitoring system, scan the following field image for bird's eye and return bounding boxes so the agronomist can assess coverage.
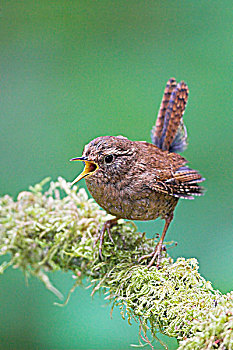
[104,154,114,164]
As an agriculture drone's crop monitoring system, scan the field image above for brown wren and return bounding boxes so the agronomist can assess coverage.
[70,78,205,268]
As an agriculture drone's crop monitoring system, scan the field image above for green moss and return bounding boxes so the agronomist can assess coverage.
[0,177,232,349]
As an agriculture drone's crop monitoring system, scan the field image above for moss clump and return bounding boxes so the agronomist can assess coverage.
[177,291,233,350]
[0,177,232,349]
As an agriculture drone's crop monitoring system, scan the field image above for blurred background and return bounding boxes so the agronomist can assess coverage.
[1,1,232,349]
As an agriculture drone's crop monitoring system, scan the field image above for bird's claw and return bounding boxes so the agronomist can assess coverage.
[93,229,105,259]
[94,218,118,259]
[139,242,166,269]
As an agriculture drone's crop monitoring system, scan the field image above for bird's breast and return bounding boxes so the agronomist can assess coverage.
[85,177,178,221]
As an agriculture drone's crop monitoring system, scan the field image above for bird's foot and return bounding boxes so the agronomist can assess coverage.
[138,242,166,269]
[94,218,118,259]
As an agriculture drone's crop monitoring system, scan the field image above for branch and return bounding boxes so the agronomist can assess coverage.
[0,177,232,349]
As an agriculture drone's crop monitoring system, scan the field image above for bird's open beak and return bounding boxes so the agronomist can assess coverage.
[70,157,99,186]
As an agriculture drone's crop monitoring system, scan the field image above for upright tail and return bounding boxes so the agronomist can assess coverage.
[151,78,189,153]
[151,78,205,197]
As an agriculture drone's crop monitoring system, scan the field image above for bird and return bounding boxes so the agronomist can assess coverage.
[70,78,205,268]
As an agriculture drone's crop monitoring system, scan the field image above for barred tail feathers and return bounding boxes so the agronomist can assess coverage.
[151,78,177,148]
[151,78,189,153]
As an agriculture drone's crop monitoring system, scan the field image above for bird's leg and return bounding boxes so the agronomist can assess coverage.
[139,214,173,268]
[94,218,118,259]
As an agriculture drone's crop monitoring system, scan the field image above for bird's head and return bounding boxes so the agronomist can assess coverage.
[70,136,137,185]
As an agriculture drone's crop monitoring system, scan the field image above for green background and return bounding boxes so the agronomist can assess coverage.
[1,1,232,349]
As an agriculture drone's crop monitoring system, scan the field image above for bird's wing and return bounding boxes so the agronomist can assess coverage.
[150,166,205,199]
[135,141,205,199]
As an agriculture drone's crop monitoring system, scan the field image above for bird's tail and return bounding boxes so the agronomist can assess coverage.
[151,78,189,153]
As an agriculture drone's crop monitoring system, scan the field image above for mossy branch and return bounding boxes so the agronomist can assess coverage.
[0,177,232,349]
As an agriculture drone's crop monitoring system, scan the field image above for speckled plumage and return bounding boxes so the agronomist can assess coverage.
[71,78,205,267]
[84,136,182,221]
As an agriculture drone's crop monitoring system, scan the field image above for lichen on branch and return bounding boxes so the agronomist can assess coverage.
[0,177,232,349]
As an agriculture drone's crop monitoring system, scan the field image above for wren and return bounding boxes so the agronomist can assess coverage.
[70,78,205,268]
